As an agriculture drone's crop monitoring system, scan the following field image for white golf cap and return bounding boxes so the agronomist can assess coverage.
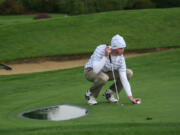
[110,34,126,49]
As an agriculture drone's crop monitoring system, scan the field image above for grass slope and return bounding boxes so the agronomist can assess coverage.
[0,49,180,135]
[0,0,4,3]
[0,8,180,62]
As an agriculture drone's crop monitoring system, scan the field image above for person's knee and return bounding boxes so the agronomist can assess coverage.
[127,69,133,80]
[95,74,109,84]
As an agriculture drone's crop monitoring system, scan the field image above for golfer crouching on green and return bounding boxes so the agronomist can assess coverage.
[84,34,141,105]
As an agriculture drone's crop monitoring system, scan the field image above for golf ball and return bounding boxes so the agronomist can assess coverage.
[136,101,141,104]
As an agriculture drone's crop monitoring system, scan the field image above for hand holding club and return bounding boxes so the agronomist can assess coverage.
[105,46,111,57]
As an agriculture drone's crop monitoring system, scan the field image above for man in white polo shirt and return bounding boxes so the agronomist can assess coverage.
[84,34,141,105]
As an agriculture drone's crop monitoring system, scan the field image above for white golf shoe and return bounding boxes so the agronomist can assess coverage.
[85,90,98,105]
[103,89,118,103]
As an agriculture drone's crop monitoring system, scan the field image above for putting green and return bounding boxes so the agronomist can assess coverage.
[0,49,180,135]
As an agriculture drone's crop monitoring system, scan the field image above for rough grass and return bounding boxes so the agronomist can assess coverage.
[0,8,180,62]
[0,49,180,135]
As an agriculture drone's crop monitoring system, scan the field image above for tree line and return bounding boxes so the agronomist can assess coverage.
[0,0,180,15]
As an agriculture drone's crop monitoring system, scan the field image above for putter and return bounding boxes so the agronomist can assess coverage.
[109,54,123,106]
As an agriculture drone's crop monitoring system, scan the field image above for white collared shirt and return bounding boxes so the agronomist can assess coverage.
[85,44,126,72]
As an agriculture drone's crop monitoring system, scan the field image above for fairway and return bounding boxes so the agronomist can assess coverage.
[0,49,180,135]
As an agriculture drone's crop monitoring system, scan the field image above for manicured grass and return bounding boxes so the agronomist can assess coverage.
[0,14,65,26]
[0,49,180,135]
[0,8,180,62]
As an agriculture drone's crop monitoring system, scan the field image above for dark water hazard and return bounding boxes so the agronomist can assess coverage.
[20,105,88,121]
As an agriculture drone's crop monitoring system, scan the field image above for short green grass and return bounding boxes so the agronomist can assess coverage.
[0,14,65,26]
[0,8,180,62]
[0,49,180,135]
[0,0,4,3]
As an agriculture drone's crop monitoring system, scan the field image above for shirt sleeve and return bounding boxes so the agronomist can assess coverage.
[92,45,107,74]
[93,56,107,74]
[118,70,132,97]
[118,56,126,72]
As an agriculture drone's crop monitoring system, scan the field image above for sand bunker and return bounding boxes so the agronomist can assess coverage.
[0,47,178,75]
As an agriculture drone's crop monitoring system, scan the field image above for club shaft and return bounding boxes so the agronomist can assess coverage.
[111,64,119,100]
[109,54,119,101]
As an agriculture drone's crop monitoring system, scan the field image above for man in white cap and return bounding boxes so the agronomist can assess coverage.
[84,34,141,105]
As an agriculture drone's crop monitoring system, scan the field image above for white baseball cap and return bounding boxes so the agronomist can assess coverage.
[110,34,126,49]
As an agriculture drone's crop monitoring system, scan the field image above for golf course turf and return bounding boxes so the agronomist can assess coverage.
[0,8,180,62]
[0,48,180,135]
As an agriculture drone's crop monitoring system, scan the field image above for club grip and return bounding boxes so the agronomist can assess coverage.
[109,54,112,63]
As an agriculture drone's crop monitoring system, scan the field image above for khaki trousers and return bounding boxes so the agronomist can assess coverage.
[84,67,133,98]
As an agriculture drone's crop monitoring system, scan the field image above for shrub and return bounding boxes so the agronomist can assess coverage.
[151,0,180,8]
[57,0,84,15]
[33,13,51,20]
[83,0,130,13]
[18,0,133,15]
[95,0,124,12]
[24,10,38,15]
[0,0,26,15]
[132,0,156,9]
[8,0,167,15]
[17,0,39,10]
[18,0,59,13]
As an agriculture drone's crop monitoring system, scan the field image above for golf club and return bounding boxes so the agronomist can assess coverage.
[109,54,122,105]
[0,63,12,70]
